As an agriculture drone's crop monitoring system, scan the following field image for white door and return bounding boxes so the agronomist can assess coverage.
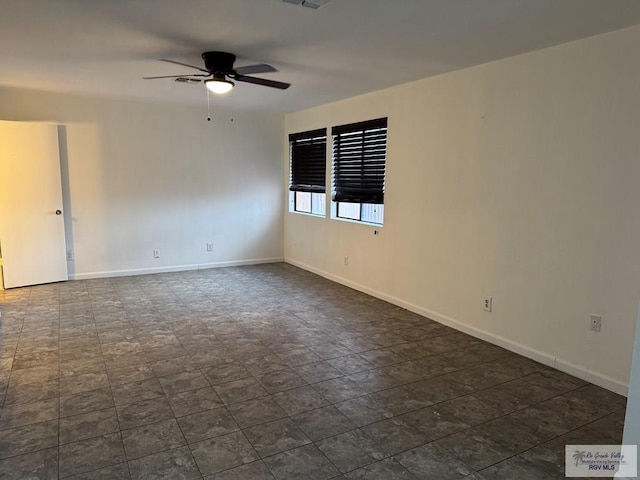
[0,121,68,288]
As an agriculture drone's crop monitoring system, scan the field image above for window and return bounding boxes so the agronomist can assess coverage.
[289,128,327,216]
[332,117,387,224]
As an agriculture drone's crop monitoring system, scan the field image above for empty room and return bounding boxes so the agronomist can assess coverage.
[1,1,640,479]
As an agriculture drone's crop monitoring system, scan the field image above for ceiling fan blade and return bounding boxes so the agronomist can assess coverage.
[235,75,291,90]
[174,78,202,84]
[234,64,277,75]
[143,73,209,79]
[158,58,209,73]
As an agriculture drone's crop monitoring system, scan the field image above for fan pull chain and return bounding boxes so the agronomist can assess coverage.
[207,89,211,121]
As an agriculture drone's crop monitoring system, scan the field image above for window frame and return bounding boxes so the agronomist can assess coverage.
[288,128,327,217]
[331,117,388,226]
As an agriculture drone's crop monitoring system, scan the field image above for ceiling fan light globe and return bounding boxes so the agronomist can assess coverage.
[205,79,234,94]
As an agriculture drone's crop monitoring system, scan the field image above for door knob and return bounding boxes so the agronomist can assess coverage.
[55,210,62,215]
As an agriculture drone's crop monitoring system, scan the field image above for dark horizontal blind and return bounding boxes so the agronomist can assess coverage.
[289,128,327,193]
[332,118,387,204]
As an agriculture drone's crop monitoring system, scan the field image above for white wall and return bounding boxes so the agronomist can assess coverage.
[0,88,284,279]
[284,25,640,394]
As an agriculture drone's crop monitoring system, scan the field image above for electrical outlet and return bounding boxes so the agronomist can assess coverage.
[344,256,349,267]
[66,250,73,261]
[483,296,492,312]
[206,242,214,252]
[590,314,602,332]
[153,249,160,259]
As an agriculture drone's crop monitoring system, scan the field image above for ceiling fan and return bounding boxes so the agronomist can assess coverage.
[143,51,291,94]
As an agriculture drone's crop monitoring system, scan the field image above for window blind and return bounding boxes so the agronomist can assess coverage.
[332,118,387,204]
[289,128,327,193]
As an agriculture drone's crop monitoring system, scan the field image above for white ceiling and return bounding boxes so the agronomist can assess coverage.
[2,0,640,113]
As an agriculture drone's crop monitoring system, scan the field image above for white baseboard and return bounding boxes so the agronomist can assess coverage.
[69,257,284,281]
[285,258,629,396]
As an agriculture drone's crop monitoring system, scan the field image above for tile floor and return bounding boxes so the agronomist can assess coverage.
[0,263,627,479]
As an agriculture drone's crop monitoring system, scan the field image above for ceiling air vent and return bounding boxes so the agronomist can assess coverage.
[282,0,334,9]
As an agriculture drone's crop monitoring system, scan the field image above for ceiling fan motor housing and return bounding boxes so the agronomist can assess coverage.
[202,51,236,74]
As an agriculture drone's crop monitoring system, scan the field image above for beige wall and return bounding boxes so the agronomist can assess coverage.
[0,88,285,279]
[284,25,640,393]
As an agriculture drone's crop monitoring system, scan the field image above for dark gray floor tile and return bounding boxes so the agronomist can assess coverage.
[408,376,476,403]
[356,411,432,456]
[336,394,389,427]
[257,369,307,393]
[59,372,110,396]
[435,429,517,470]
[316,429,387,473]
[359,347,406,368]
[12,350,60,371]
[66,462,131,479]
[561,384,627,416]
[60,407,120,444]
[59,357,106,378]
[122,418,186,459]
[98,328,137,345]
[443,364,514,390]
[0,447,58,480]
[436,395,504,425]
[8,365,59,387]
[59,432,126,478]
[1,263,626,480]
[116,396,174,429]
[203,364,252,386]
[508,400,589,438]
[342,458,418,479]
[0,397,58,430]
[313,377,363,403]
[327,354,373,375]
[243,354,289,377]
[150,355,199,377]
[479,455,564,480]
[3,378,59,406]
[244,418,311,457]
[227,396,288,429]
[370,385,433,416]
[583,409,626,443]
[292,361,343,383]
[337,337,381,355]
[347,370,401,394]
[209,459,275,479]
[0,420,59,460]
[214,377,269,405]
[106,364,155,386]
[263,444,339,480]
[60,387,115,418]
[272,385,329,415]
[520,369,587,395]
[191,431,259,476]
[462,474,489,480]
[178,407,240,444]
[292,405,357,441]
[128,446,200,480]
[111,377,165,405]
[158,370,210,396]
[309,341,353,360]
[474,416,551,453]
[520,426,623,478]
[276,347,322,367]
[472,380,556,414]
[362,407,470,455]
[395,443,475,480]
[167,386,224,418]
